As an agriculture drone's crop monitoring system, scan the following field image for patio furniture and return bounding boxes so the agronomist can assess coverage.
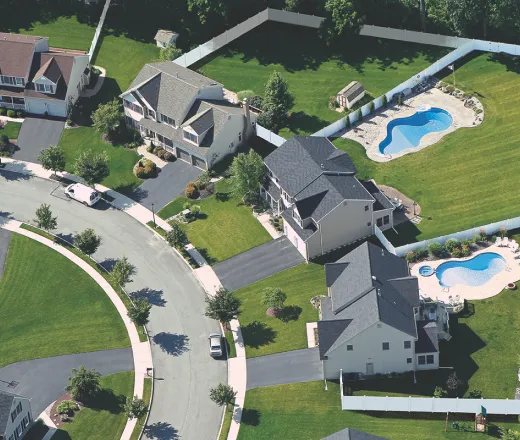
[510,239,517,247]
[495,236,503,246]
[511,242,519,253]
[502,237,510,247]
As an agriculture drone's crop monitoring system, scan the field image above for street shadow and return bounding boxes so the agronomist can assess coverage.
[152,332,189,356]
[240,408,261,426]
[131,287,167,307]
[241,321,277,349]
[143,422,179,440]
[277,305,302,323]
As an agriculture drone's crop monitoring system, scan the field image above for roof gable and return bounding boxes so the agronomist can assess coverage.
[0,39,35,77]
[321,427,388,440]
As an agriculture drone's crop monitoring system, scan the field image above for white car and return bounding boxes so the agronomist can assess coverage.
[65,183,101,207]
[209,333,223,358]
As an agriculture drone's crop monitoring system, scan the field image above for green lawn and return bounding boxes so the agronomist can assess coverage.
[235,263,325,358]
[53,372,134,440]
[196,22,449,138]
[172,179,271,263]
[0,233,129,368]
[60,127,142,194]
[129,378,152,440]
[3,122,22,140]
[218,403,234,440]
[334,52,520,245]
[157,197,187,220]
[238,381,519,440]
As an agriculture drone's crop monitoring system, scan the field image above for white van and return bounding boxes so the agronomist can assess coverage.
[64,183,101,207]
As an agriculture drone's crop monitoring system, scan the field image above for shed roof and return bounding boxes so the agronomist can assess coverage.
[338,81,365,101]
[154,29,178,44]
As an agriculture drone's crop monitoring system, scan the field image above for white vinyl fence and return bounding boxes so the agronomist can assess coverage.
[256,123,286,147]
[375,226,396,254]
[174,9,324,68]
[88,0,112,61]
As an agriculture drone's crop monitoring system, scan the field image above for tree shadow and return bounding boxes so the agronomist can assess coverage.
[0,169,31,181]
[99,257,118,272]
[131,287,167,307]
[286,111,330,136]
[239,408,261,426]
[197,248,217,265]
[152,332,190,356]
[143,421,179,440]
[215,192,230,202]
[84,388,126,414]
[241,321,277,349]
[277,305,302,323]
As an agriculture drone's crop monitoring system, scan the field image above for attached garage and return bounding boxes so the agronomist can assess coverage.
[177,147,191,163]
[192,156,207,170]
[26,99,66,117]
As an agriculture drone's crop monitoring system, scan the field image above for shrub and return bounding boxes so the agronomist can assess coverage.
[154,147,164,157]
[237,90,255,102]
[397,93,404,106]
[61,415,70,423]
[57,400,78,414]
[416,248,429,260]
[451,247,463,258]
[146,142,155,153]
[328,95,339,110]
[135,167,147,179]
[428,242,445,257]
[468,389,482,399]
[134,159,156,178]
[499,227,508,238]
[444,238,461,253]
[473,234,481,243]
[446,85,455,93]
[7,110,15,118]
[345,115,351,129]
[0,108,6,116]
[249,95,263,110]
[190,205,201,217]
[479,229,487,241]
[461,244,471,256]
[163,151,175,161]
[382,95,388,108]
[183,202,191,210]
[196,171,211,190]
[16,110,24,118]
[356,108,362,122]
[185,182,199,199]
[491,235,497,242]
[475,108,483,115]
[433,386,447,398]
[405,251,416,262]
[368,101,375,113]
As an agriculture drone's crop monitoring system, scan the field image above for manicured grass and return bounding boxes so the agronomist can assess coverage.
[53,372,134,440]
[129,378,152,440]
[225,330,237,358]
[335,52,520,245]
[196,22,449,138]
[0,233,129,368]
[238,381,519,440]
[235,263,325,358]
[59,127,142,194]
[218,403,235,440]
[2,122,22,140]
[179,179,271,263]
[157,197,187,220]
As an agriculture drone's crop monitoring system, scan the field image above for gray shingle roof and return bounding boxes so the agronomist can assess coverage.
[318,242,419,359]
[0,390,14,434]
[337,81,365,102]
[321,428,388,440]
[415,321,439,353]
[361,180,394,211]
[280,208,317,241]
[154,29,178,44]
[183,108,214,134]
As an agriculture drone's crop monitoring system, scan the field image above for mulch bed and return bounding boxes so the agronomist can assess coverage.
[49,392,82,428]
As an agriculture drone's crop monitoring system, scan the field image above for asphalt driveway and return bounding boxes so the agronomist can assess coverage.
[246,348,322,390]
[13,118,64,163]
[133,160,202,210]
[213,236,304,290]
[0,348,133,415]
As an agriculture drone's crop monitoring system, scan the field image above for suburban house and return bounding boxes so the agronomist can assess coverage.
[154,30,179,48]
[336,81,365,109]
[0,33,90,117]
[0,390,33,440]
[121,62,255,170]
[261,136,394,260]
[322,428,388,440]
[318,241,451,380]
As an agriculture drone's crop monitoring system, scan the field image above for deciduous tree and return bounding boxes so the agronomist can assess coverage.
[229,150,265,204]
[124,396,148,422]
[128,298,152,326]
[92,98,122,138]
[74,150,109,186]
[111,257,136,287]
[166,221,188,248]
[204,287,241,324]
[209,383,236,407]
[320,0,364,45]
[262,287,287,312]
[74,228,102,257]
[159,44,182,61]
[66,365,101,402]
[38,145,66,176]
[34,204,57,232]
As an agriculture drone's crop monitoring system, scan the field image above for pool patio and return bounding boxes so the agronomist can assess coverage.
[411,245,520,302]
[341,87,479,162]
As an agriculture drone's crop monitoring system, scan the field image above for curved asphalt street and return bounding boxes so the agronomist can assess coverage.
[0,171,226,440]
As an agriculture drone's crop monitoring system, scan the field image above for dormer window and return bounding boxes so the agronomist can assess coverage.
[1,76,24,86]
[160,113,175,126]
[36,83,53,93]
[183,130,198,144]
[146,108,156,120]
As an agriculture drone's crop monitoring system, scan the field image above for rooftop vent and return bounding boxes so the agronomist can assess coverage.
[372,275,377,281]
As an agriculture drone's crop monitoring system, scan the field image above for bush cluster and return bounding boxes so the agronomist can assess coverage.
[134,158,157,179]
[7,110,15,118]
[147,143,175,161]
[0,108,5,116]
[185,182,200,199]
[405,248,428,263]
[427,242,445,257]
[57,400,79,415]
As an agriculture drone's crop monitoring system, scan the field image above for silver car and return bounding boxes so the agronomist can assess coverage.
[209,333,223,357]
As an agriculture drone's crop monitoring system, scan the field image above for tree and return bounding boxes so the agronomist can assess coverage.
[209,383,237,407]
[187,0,228,24]
[74,149,110,187]
[205,287,241,324]
[229,150,265,204]
[66,365,101,401]
[128,298,152,327]
[500,428,520,440]
[92,98,122,138]
[262,287,287,312]
[159,44,182,62]
[320,0,364,45]
[166,221,188,248]
[124,396,148,422]
[284,0,303,12]
[433,386,447,398]
[446,371,463,393]
[260,71,294,132]
[74,228,102,257]
[0,134,10,153]
[111,257,136,287]
[34,204,57,232]
[38,145,66,176]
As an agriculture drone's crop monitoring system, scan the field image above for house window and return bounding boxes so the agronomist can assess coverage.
[383,215,390,225]
[382,342,389,351]
[123,99,143,115]
[15,77,24,86]
[17,402,22,413]
[407,357,412,364]
[21,416,29,430]
[364,205,369,211]
[160,113,175,126]
[404,341,411,349]
[9,434,14,440]
[147,108,156,119]
[346,345,353,351]
[367,222,371,227]
[418,355,426,365]
[183,130,198,144]
[1,75,15,85]
[376,218,383,227]
[11,410,17,422]
[239,132,242,141]
[426,355,434,364]
[36,83,53,93]
[17,423,23,435]
[230,142,235,149]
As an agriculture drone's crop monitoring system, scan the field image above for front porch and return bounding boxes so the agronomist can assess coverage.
[0,96,26,111]
[260,180,282,216]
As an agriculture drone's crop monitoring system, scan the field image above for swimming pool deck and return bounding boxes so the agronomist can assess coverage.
[341,88,480,162]
[410,245,520,302]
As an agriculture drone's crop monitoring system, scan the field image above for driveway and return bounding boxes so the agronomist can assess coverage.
[0,229,11,277]
[133,160,202,210]
[246,348,322,390]
[0,348,133,415]
[13,118,65,163]
[0,172,226,440]
[213,236,304,290]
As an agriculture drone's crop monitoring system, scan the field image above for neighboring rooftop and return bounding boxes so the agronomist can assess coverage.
[338,81,365,101]
[0,389,28,434]
[321,428,388,440]
[154,29,179,44]
[0,34,38,77]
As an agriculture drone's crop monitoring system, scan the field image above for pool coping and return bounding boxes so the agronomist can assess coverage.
[411,245,520,302]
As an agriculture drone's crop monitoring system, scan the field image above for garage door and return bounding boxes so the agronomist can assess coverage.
[26,100,66,117]
[46,101,66,117]
[177,148,191,163]
[193,156,207,170]
[27,100,47,115]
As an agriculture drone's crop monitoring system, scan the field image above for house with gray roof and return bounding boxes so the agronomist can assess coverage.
[318,241,450,380]
[261,136,394,260]
[121,62,255,170]
[0,390,33,440]
[321,428,388,440]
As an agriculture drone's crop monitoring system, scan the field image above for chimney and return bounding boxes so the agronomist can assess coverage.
[243,98,251,136]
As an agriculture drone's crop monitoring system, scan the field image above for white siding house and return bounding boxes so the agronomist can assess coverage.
[0,390,33,440]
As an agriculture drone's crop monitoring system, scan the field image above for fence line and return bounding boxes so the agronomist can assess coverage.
[374,226,396,254]
[88,0,111,61]
[256,123,286,147]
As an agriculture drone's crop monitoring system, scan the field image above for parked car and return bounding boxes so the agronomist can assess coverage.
[64,183,101,207]
[208,333,223,357]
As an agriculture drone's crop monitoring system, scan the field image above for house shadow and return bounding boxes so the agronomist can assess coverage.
[241,320,277,349]
[152,332,190,357]
[143,422,179,440]
[131,287,167,307]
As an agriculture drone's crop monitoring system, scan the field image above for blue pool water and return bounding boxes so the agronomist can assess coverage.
[419,265,434,277]
[379,107,453,155]
[436,252,506,288]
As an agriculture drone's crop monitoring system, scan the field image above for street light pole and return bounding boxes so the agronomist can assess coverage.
[151,203,156,228]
